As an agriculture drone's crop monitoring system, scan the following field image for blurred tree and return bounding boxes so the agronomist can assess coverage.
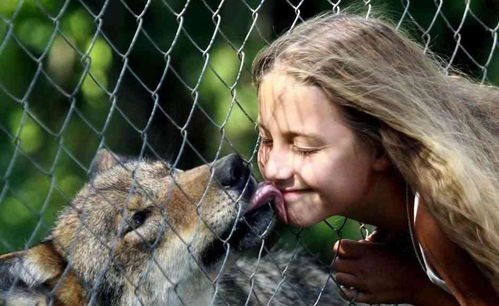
[0,0,497,264]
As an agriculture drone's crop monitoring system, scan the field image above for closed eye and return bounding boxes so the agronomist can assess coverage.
[292,145,321,156]
[260,137,273,145]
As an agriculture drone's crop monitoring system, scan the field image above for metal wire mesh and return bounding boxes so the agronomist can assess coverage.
[0,0,497,305]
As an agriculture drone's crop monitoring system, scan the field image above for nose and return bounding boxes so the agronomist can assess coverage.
[213,153,251,190]
[260,148,293,182]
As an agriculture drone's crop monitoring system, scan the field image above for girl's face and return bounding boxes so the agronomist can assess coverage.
[257,72,386,227]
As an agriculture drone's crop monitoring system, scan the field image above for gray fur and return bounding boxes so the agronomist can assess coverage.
[0,153,350,305]
[216,251,348,305]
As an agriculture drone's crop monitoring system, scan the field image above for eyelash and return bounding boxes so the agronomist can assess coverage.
[292,145,318,156]
[259,137,318,156]
[260,137,273,146]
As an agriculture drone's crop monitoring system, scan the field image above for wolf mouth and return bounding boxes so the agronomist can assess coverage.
[200,202,275,268]
[201,154,286,268]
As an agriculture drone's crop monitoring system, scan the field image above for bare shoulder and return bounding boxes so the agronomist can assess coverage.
[415,196,499,305]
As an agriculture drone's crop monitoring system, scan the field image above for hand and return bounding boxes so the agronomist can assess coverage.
[331,237,434,304]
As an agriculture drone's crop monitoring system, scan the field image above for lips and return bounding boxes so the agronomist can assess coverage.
[248,182,287,223]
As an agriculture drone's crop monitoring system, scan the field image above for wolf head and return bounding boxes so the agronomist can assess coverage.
[0,151,276,305]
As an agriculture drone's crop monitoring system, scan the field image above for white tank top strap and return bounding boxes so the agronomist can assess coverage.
[413,193,450,293]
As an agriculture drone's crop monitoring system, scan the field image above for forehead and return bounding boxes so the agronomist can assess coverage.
[258,72,348,137]
[92,160,171,193]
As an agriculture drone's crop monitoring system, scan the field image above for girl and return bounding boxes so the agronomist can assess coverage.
[253,13,499,305]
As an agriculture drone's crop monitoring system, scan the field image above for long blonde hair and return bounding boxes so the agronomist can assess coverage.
[253,13,499,289]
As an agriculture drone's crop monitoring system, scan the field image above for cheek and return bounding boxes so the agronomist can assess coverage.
[301,154,371,201]
[298,157,331,191]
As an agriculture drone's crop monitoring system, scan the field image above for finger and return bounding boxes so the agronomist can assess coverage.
[338,286,369,303]
[341,287,372,304]
[331,258,359,274]
[333,272,363,290]
[366,227,390,242]
[332,239,364,259]
[332,240,340,252]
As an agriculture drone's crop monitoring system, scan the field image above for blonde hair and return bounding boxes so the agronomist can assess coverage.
[253,13,499,289]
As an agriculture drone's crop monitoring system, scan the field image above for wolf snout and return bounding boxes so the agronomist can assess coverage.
[213,153,249,188]
[213,153,256,204]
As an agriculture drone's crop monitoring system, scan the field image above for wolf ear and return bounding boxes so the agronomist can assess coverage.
[0,241,65,302]
[91,149,127,174]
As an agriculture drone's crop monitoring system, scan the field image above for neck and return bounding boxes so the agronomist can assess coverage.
[360,170,410,231]
[120,270,215,305]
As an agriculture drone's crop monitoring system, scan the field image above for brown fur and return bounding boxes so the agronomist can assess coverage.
[0,151,344,305]
[0,152,269,305]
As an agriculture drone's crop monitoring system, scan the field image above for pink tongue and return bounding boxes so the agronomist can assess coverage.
[248,182,287,224]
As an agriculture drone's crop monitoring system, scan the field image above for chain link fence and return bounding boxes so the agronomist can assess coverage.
[0,0,497,304]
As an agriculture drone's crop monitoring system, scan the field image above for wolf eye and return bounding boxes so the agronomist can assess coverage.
[131,211,148,228]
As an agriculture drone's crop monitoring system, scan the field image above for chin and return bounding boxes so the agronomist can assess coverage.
[285,201,327,227]
[286,211,317,228]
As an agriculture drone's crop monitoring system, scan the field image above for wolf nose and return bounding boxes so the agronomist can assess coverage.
[213,153,250,189]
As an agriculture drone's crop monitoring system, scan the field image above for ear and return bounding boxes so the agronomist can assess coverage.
[91,149,127,174]
[0,241,65,304]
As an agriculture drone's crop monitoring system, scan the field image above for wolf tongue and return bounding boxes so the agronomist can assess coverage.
[248,182,287,224]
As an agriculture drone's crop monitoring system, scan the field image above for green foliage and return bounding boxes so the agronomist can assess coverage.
[0,0,497,261]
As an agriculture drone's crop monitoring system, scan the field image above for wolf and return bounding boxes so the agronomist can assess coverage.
[0,151,346,305]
